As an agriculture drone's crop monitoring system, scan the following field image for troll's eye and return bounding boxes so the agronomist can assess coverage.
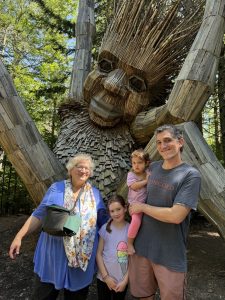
[98,59,114,73]
[129,75,147,92]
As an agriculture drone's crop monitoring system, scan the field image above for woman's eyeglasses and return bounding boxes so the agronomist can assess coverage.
[75,166,90,172]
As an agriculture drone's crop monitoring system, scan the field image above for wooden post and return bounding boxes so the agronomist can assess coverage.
[69,0,95,103]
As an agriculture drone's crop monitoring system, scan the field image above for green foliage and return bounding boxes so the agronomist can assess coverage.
[0,0,79,147]
[0,154,34,215]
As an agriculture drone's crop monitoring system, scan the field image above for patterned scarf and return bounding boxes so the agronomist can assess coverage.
[63,179,97,271]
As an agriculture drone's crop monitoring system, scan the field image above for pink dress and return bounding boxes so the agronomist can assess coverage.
[127,171,147,238]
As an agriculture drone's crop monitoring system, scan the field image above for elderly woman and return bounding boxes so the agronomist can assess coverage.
[9,153,108,300]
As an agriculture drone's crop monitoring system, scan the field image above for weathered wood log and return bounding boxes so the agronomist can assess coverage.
[131,0,225,144]
[69,0,95,103]
[118,121,225,240]
[0,60,66,205]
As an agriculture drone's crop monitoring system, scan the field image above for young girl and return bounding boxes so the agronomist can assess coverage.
[96,195,129,300]
[127,149,150,255]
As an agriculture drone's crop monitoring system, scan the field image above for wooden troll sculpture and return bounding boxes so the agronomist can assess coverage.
[0,0,225,237]
[55,0,202,198]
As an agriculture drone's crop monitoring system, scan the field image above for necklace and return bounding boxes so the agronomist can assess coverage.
[72,188,81,201]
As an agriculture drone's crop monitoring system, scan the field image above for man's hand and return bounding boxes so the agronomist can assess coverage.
[129,203,145,215]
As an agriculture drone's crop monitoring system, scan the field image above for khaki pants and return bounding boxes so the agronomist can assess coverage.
[129,254,186,300]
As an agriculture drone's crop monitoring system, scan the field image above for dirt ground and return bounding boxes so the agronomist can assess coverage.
[0,214,225,300]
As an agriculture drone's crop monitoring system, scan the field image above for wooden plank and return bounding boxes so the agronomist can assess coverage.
[0,102,14,130]
[203,0,225,17]
[0,130,19,153]
[26,182,49,206]
[191,16,224,55]
[177,50,219,87]
[167,80,211,120]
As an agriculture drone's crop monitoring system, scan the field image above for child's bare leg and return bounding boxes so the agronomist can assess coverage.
[127,237,135,255]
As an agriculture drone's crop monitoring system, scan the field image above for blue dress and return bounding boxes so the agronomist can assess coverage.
[32,180,107,291]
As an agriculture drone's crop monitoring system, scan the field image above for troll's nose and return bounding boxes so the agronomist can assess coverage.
[102,69,128,98]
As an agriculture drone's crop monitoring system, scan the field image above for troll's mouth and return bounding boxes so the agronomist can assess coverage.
[88,110,121,127]
[88,96,123,127]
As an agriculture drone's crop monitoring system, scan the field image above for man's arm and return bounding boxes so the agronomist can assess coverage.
[129,203,191,224]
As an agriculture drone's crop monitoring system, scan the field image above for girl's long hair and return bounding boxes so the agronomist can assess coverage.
[106,195,126,233]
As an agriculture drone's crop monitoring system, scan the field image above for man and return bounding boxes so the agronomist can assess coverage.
[129,124,201,300]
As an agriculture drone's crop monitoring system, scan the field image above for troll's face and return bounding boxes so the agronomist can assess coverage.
[83,51,150,127]
[83,1,198,128]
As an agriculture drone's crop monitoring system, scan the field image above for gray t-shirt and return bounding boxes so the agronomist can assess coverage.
[97,222,129,283]
[135,161,201,272]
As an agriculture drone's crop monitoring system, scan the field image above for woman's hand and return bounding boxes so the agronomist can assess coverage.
[8,215,42,259]
[129,203,145,215]
[115,272,128,292]
[9,236,22,259]
[104,275,117,291]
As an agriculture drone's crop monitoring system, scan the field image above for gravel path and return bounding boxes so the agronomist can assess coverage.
[1,215,225,300]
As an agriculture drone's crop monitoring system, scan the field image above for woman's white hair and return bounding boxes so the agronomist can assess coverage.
[66,153,95,176]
